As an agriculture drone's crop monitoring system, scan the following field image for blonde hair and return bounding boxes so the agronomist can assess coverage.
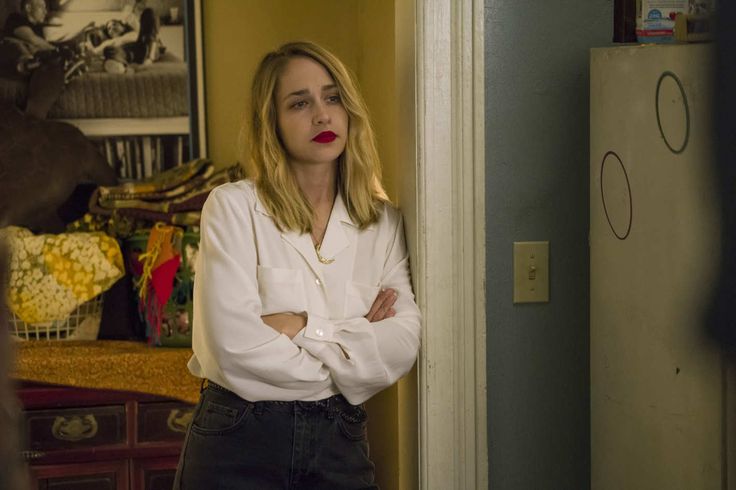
[243,41,388,232]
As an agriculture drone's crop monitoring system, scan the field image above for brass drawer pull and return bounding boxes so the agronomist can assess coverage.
[22,450,46,461]
[51,415,98,441]
[167,409,193,433]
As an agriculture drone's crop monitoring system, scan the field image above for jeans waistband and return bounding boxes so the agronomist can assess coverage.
[201,379,356,414]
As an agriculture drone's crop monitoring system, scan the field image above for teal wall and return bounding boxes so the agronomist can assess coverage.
[485,1,612,488]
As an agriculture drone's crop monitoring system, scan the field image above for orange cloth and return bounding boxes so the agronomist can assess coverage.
[11,340,199,403]
[138,223,183,344]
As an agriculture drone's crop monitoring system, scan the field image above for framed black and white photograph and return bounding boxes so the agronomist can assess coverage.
[0,0,206,180]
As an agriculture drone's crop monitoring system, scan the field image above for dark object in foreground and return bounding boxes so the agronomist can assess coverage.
[0,239,30,490]
[0,101,117,233]
[706,6,736,356]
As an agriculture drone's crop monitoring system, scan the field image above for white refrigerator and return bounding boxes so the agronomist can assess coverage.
[590,43,728,490]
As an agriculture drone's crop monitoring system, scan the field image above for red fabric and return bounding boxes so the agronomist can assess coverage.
[151,256,181,306]
[141,255,181,344]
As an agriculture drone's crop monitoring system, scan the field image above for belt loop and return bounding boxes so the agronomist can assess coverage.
[327,396,336,420]
[253,401,264,416]
[200,378,208,393]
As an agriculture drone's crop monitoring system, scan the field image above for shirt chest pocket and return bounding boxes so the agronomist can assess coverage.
[343,281,381,319]
[256,266,307,315]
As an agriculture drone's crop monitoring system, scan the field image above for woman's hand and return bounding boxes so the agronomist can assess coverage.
[263,288,396,339]
[261,313,306,339]
[365,288,397,322]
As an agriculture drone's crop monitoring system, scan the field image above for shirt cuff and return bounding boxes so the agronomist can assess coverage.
[302,313,335,342]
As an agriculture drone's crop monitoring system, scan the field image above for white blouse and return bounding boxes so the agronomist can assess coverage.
[187,180,421,405]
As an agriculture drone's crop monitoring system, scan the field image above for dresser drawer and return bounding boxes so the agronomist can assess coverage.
[31,460,128,490]
[132,456,179,490]
[24,405,127,452]
[137,401,194,443]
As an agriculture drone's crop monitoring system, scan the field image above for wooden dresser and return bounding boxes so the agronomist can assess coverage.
[18,382,194,490]
[12,341,199,490]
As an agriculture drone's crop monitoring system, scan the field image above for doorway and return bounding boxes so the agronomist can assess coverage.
[203,1,486,487]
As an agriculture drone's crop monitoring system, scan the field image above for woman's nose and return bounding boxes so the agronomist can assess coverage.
[312,101,331,125]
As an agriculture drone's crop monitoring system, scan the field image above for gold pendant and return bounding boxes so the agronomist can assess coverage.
[315,243,334,265]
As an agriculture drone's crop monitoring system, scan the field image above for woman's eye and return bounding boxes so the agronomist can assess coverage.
[326,95,341,104]
[290,100,308,109]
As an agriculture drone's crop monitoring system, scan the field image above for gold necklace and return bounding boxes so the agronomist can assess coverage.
[314,242,334,265]
[312,193,336,265]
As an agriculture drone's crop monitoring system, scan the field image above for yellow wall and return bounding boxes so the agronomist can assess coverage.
[354,1,403,488]
[356,0,397,200]
[203,0,359,168]
[393,0,418,485]
[203,2,416,489]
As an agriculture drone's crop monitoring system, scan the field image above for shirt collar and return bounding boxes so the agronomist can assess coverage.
[254,186,364,229]
[331,191,358,228]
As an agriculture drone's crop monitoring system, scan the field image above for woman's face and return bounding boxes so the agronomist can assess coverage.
[106,20,125,38]
[275,56,348,169]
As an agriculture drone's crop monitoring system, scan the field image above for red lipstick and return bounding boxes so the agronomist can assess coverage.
[312,131,337,143]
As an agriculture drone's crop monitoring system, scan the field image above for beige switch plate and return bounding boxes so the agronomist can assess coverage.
[513,241,550,303]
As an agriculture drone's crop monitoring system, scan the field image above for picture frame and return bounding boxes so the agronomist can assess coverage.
[0,0,207,179]
[184,0,206,160]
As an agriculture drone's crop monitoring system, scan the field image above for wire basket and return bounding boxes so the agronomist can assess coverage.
[9,296,104,341]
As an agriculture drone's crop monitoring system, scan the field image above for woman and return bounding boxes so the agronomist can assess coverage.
[174,41,421,489]
[101,8,163,73]
[123,7,163,65]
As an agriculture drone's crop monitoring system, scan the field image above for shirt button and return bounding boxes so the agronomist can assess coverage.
[315,329,324,337]
[315,278,321,286]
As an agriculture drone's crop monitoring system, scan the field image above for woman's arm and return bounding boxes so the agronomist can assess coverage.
[11,25,55,51]
[89,30,137,55]
[291,211,422,405]
[262,288,396,338]
[192,187,332,399]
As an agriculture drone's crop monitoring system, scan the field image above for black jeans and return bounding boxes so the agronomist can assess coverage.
[173,381,378,490]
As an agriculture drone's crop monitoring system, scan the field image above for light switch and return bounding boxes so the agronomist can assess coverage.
[513,241,549,303]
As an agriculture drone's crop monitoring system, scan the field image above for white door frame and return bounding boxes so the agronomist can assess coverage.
[411,0,487,488]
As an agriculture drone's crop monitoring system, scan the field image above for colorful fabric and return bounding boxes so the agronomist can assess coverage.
[97,158,213,202]
[3,227,124,324]
[135,223,183,345]
[126,228,197,347]
[87,162,242,228]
